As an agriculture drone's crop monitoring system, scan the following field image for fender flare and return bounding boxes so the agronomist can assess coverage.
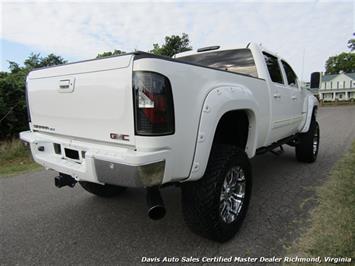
[187,85,259,181]
[300,95,319,133]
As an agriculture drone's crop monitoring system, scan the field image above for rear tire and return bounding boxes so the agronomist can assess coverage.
[181,145,252,242]
[79,181,126,197]
[296,116,320,163]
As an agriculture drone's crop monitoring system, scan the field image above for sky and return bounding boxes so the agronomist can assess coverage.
[0,0,354,80]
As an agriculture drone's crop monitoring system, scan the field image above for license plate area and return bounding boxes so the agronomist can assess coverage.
[64,148,80,160]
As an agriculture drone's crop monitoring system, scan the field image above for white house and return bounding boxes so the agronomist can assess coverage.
[318,72,355,101]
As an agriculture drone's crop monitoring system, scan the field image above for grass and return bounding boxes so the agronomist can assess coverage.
[0,139,41,176]
[320,101,355,107]
[286,141,355,263]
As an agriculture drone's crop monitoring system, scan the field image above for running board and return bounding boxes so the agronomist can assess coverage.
[256,135,297,155]
[270,145,284,156]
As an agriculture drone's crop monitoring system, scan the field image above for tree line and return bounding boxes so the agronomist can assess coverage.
[0,33,354,139]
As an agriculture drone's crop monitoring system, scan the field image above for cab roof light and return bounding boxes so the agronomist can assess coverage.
[197,46,220,52]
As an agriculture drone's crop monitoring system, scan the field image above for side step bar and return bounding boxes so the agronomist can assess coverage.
[256,135,297,155]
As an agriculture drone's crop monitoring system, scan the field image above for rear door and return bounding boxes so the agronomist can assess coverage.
[263,52,293,142]
[27,54,136,146]
[280,60,303,133]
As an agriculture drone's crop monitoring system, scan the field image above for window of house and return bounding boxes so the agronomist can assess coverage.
[262,52,284,84]
[343,81,346,88]
[331,82,333,89]
[324,82,327,89]
[281,60,298,87]
[337,81,339,88]
[325,93,332,99]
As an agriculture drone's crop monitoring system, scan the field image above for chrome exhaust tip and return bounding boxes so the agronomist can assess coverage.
[146,187,166,220]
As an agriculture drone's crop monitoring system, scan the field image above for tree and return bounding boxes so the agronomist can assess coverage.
[23,53,66,69]
[0,53,66,138]
[325,52,355,74]
[39,53,67,67]
[150,33,192,57]
[347,32,355,51]
[96,49,125,58]
[8,61,21,73]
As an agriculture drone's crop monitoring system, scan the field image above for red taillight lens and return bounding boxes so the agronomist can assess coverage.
[133,71,174,135]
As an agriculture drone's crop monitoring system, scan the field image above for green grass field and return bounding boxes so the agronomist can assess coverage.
[320,101,355,107]
[287,141,355,263]
[0,139,41,176]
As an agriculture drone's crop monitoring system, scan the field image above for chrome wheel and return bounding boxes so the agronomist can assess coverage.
[313,123,319,155]
[219,166,246,224]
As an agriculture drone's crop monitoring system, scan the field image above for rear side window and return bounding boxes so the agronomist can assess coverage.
[281,60,298,88]
[177,49,258,78]
[263,52,283,84]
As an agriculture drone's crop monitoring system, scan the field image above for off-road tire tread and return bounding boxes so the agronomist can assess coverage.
[296,116,319,163]
[181,145,251,242]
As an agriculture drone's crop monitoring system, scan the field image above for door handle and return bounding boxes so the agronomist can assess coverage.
[273,93,281,99]
[58,77,75,93]
[291,96,297,100]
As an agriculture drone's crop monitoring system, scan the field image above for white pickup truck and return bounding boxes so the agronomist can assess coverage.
[20,43,319,242]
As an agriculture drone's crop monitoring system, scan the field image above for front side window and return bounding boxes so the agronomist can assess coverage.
[281,60,298,88]
[177,49,258,78]
[263,52,283,84]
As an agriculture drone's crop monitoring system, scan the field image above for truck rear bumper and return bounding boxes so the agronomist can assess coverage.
[20,131,168,187]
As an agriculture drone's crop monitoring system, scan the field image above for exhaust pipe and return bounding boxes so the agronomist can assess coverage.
[54,173,77,188]
[146,187,166,220]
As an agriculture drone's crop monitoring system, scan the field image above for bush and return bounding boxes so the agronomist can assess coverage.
[0,70,28,139]
[0,138,40,176]
[0,138,30,161]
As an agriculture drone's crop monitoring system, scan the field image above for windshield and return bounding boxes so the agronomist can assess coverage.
[177,48,258,78]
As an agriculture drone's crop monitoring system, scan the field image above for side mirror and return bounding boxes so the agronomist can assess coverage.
[310,72,320,89]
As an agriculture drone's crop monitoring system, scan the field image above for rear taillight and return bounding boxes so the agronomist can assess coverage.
[133,71,174,135]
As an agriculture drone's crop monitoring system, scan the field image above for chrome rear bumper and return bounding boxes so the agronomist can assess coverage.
[20,131,167,187]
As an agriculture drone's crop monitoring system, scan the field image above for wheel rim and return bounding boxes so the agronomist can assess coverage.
[313,124,319,155]
[219,166,246,224]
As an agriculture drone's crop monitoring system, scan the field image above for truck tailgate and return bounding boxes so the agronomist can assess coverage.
[27,55,135,146]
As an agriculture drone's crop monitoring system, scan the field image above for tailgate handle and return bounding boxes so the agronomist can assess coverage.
[58,78,75,93]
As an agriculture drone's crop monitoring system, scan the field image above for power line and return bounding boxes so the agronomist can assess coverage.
[0,102,20,124]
